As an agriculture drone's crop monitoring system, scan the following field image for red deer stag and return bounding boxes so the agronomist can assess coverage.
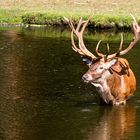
[65,15,140,105]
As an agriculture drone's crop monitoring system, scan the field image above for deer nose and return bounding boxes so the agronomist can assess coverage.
[82,74,92,81]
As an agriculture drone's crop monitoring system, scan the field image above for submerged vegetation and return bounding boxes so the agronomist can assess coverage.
[0,0,140,29]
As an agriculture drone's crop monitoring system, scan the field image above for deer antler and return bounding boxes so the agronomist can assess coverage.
[64,17,97,60]
[95,40,111,59]
[65,15,140,61]
[107,15,140,59]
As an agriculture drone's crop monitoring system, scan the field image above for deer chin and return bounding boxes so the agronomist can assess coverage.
[83,78,100,85]
[91,82,101,87]
[83,78,96,84]
[83,79,90,83]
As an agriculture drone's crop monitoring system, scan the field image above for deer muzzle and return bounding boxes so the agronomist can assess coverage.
[82,74,93,83]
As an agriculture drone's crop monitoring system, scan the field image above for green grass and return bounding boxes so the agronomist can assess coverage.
[0,0,140,28]
[0,9,24,24]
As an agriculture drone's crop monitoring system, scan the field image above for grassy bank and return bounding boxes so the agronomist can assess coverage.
[0,0,140,29]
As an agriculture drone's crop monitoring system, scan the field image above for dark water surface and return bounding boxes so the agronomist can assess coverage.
[0,26,140,140]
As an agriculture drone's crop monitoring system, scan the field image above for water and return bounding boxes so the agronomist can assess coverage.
[0,26,140,140]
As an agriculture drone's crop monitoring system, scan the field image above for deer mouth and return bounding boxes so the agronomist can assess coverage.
[83,79,90,83]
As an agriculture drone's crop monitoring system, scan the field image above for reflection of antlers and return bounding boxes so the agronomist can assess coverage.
[65,15,140,60]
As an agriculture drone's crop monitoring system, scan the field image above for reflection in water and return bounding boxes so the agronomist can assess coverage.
[0,27,140,140]
[87,105,136,140]
[0,48,23,139]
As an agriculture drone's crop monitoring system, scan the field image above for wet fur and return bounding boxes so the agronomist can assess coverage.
[84,58,136,105]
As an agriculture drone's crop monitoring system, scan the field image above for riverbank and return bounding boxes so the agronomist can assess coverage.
[0,0,140,29]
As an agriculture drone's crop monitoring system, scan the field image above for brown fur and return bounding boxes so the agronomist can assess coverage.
[107,58,136,104]
[83,57,136,105]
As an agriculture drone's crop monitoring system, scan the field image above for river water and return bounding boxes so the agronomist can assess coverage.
[0,26,140,140]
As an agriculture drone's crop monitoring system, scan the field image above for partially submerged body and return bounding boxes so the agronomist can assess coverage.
[89,58,136,105]
[66,15,140,105]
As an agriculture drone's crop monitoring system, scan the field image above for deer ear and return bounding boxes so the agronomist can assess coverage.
[81,57,93,66]
[109,59,117,66]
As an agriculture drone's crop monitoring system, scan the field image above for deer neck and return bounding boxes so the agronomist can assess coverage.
[91,71,115,103]
[91,70,111,92]
[92,80,109,93]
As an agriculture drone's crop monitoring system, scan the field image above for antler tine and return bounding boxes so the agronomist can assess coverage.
[78,18,97,58]
[76,17,83,32]
[71,30,85,55]
[64,17,74,30]
[107,43,110,53]
[119,33,123,51]
[96,40,104,58]
[65,17,85,55]
[70,17,83,35]
[106,43,110,55]
[107,33,124,59]
[107,15,140,59]
[80,17,91,34]
[119,15,140,55]
[65,16,97,59]
[130,14,139,29]
[69,17,86,35]
[130,14,140,41]
[69,18,76,31]
[75,17,97,59]
[104,43,110,61]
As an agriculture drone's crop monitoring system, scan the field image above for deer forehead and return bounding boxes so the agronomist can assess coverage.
[91,58,117,69]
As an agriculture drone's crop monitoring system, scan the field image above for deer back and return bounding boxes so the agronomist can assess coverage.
[106,58,136,101]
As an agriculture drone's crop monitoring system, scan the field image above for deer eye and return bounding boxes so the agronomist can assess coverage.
[99,67,104,69]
